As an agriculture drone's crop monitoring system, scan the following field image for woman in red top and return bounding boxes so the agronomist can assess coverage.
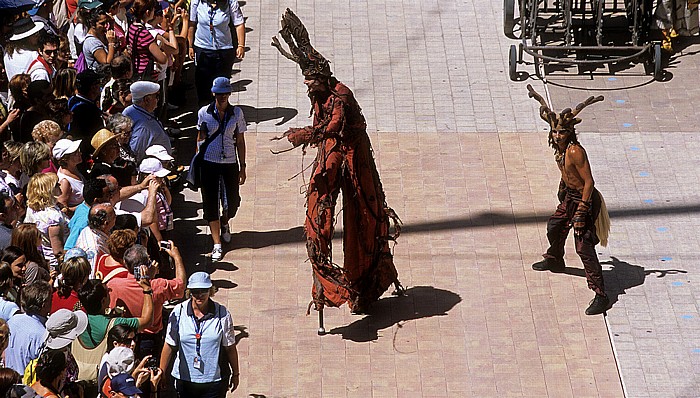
[127,0,168,81]
[51,254,90,313]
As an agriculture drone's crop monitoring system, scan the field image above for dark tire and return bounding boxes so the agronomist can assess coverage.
[504,0,516,38]
[509,45,518,80]
[653,43,662,80]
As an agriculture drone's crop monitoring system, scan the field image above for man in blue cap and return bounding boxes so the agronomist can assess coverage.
[109,373,144,398]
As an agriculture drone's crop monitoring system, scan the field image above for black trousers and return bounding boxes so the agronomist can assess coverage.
[193,46,236,105]
[200,160,240,222]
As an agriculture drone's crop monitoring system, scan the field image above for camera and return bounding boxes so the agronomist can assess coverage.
[146,357,158,370]
[133,265,151,280]
[160,241,172,250]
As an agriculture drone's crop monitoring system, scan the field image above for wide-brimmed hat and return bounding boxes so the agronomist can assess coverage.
[211,77,232,94]
[145,144,174,161]
[9,18,44,41]
[187,272,212,289]
[91,129,119,156]
[52,138,82,160]
[139,158,170,177]
[42,309,89,349]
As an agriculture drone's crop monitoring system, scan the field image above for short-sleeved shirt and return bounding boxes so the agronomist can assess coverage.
[165,299,235,383]
[66,202,90,249]
[127,23,155,75]
[123,104,172,163]
[5,314,46,374]
[189,0,243,50]
[82,35,107,70]
[79,314,140,349]
[197,103,246,164]
[108,273,184,334]
[75,227,109,277]
[24,205,69,268]
[0,225,11,251]
[0,297,19,320]
[51,290,82,314]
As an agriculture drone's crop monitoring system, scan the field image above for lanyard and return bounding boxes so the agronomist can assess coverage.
[191,315,206,357]
[208,4,217,48]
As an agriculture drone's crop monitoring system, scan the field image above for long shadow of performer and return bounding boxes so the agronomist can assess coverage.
[562,256,687,306]
[328,286,462,342]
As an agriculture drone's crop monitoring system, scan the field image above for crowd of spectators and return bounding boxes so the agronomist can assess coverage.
[0,0,246,395]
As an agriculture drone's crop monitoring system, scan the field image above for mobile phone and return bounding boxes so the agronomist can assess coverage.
[160,241,172,250]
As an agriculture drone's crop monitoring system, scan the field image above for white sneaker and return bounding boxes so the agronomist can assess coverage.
[211,247,223,261]
[221,225,231,243]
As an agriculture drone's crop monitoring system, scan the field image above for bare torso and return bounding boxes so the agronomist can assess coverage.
[557,143,595,201]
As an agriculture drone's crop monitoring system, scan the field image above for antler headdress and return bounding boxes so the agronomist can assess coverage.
[526,84,604,132]
[271,9,332,78]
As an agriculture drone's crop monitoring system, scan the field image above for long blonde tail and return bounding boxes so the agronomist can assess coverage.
[595,192,610,247]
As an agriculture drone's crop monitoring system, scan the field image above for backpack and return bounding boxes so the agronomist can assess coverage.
[74,51,88,73]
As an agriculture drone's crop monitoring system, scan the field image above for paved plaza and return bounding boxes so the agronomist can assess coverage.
[170,0,700,396]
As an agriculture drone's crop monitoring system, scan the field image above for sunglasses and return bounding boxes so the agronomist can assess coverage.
[190,288,209,296]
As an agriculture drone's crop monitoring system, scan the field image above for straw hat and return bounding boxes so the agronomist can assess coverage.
[91,129,119,156]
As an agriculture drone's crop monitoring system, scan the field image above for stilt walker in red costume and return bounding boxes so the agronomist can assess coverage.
[271,9,403,333]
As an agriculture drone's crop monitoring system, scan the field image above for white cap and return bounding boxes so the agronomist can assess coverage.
[52,139,82,160]
[130,81,160,101]
[145,145,174,161]
[139,157,170,177]
[106,347,136,378]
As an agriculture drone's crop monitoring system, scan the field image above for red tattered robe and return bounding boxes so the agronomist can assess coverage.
[286,80,400,314]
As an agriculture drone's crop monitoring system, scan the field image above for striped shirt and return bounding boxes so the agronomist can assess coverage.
[127,23,155,75]
[197,102,246,164]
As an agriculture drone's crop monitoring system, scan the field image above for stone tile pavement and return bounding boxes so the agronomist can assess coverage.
[168,0,700,396]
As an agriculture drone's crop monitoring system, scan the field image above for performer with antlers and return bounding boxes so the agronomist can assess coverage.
[527,84,611,316]
[270,9,403,331]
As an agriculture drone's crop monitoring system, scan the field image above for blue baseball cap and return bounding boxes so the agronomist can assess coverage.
[64,247,88,261]
[211,77,232,94]
[187,272,212,289]
[110,373,142,395]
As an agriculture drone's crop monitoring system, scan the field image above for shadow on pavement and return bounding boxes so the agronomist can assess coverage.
[223,202,700,250]
[560,256,687,306]
[327,286,461,342]
[238,104,298,126]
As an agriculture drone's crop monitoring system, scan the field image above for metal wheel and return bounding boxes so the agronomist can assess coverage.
[653,43,662,80]
[509,44,518,80]
[504,0,516,38]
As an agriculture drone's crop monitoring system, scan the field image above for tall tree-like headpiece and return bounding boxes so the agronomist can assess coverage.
[271,9,332,78]
[526,84,604,132]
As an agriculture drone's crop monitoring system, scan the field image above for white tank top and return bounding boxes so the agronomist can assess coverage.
[57,169,85,207]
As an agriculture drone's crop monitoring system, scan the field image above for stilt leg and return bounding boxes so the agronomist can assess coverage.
[317,307,326,335]
[392,280,406,296]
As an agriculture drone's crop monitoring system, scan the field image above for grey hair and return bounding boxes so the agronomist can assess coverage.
[123,244,149,273]
[106,113,133,135]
